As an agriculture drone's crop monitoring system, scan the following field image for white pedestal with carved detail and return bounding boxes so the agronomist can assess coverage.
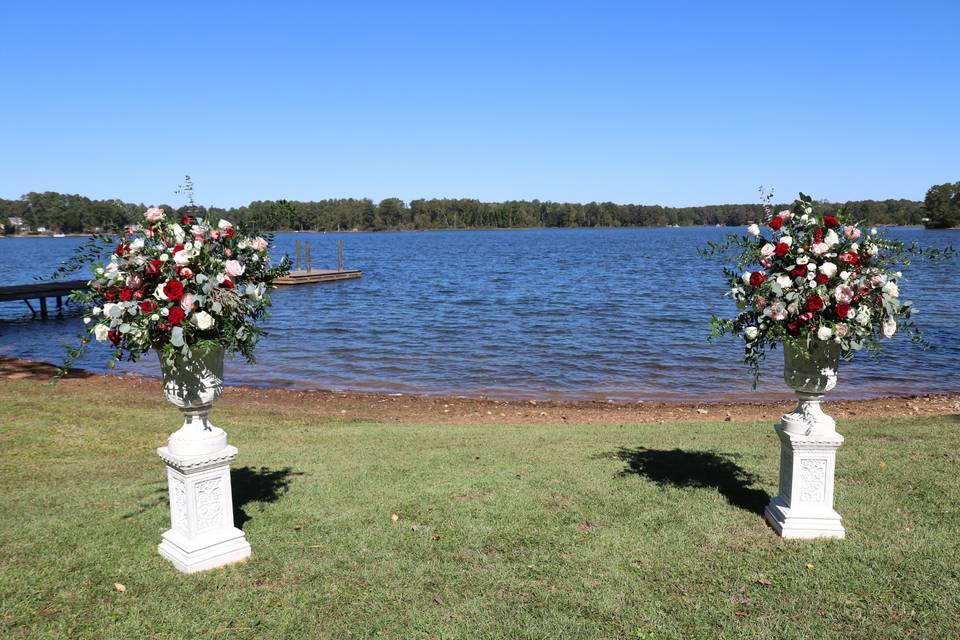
[156,345,251,572]
[157,444,251,573]
[764,342,845,539]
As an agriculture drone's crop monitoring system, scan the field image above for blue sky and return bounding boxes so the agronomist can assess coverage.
[1,1,957,208]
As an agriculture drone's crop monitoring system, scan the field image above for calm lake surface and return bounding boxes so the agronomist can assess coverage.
[1,227,957,402]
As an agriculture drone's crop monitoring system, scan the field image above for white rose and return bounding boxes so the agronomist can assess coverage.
[103,303,123,319]
[804,206,813,214]
[130,238,145,252]
[817,326,833,341]
[882,318,897,338]
[245,283,263,301]
[170,326,185,347]
[747,223,760,237]
[796,256,809,265]
[882,282,899,297]
[824,229,840,248]
[819,262,838,278]
[217,219,233,230]
[742,272,752,285]
[870,227,878,236]
[781,236,793,246]
[839,271,850,281]
[776,275,793,289]
[93,324,110,341]
[744,326,759,340]
[194,311,215,330]
[173,249,194,266]
[760,243,775,258]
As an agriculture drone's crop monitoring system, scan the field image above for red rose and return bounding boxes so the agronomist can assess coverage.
[791,265,807,278]
[147,259,163,275]
[787,321,800,334]
[839,251,861,267]
[805,295,824,312]
[836,303,851,318]
[773,242,789,257]
[167,306,186,326]
[823,215,839,228]
[108,330,121,346]
[163,280,185,301]
[120,287,133,302]
[749,271,765,287]
[140,300,157,314]
[172,244,184,254]
[116,243,127,257]
[181,216,193,225]
[103,291,116,301]
[221,278,234,290]
[134,289,144,299]
[226,228,235,238]
[815,273,830,285]
[769,217,783,230]
[813,228,824,243]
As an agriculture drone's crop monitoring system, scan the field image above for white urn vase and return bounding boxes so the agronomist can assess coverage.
[156,346,251,572]
[764,341,846,539]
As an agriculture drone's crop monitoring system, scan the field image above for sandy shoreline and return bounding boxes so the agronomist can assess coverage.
[3,355,958,425]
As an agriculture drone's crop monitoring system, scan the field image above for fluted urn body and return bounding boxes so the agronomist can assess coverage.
[159,345,228,456]
[780,341,841,436]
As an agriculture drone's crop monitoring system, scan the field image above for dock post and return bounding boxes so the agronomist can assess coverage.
[39,297,48,320]
[56,295,63,318]
[305,241,312,273]
[295,239,301,271]
[338,240,343,272]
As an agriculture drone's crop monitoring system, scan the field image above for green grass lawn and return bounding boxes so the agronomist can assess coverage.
[1,380,958,639]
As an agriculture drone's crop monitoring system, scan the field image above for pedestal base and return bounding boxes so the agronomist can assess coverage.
[158,527,251,573]
[157,443,251,573]
[765,497,845,539]
[764,424,845,540]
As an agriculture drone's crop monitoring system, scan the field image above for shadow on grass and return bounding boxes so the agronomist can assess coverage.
[231,466,301,529]
[598,448,769,515]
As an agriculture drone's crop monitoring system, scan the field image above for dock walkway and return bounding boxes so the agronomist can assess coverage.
[0,279,87,318]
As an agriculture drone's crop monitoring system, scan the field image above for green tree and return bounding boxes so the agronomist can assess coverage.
[923,182,960,228]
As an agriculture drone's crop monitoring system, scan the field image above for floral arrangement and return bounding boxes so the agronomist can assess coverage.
[706,192,952,383]
[61,202,288,374]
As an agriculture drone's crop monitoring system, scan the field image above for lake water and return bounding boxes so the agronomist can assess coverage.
[1,227,957,402]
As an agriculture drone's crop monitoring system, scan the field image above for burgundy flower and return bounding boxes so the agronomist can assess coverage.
[805,295,824,313]
[769,217,783,231]
[749,271,766,287]
[163,280,185,301]
[773,242,789,257]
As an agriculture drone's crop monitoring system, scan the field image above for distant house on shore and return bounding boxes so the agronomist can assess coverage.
[7,216,28,232]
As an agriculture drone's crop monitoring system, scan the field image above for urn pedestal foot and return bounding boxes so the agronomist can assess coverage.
[157,444,251,573]
[764,425,845,540]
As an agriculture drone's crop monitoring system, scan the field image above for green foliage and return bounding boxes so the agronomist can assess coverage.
[923,181,960,228]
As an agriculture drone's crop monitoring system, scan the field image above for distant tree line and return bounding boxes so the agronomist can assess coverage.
[923,181,960,228]
[2,187,953,236]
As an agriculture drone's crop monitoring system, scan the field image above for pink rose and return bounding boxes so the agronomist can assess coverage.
[811,242,829,256]
[870,275,886,288]
[770,304,787,321]
[145,207,165,222]
[834,284,854,304]
[760,243,776,258]
[191,224,205,237]
[180,267,194,279]
[125,274,143,289]
[835,323,849,338]
[843,226,862,241]
[251,237,269,251]
[180,293,195,311]
[210,229,221,240]
[224,259,245,277]
[882,319,897,338]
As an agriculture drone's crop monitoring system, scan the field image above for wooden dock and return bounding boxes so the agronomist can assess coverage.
[0,279,87,319]
[275,238,362,286]
[275,269,362,285]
